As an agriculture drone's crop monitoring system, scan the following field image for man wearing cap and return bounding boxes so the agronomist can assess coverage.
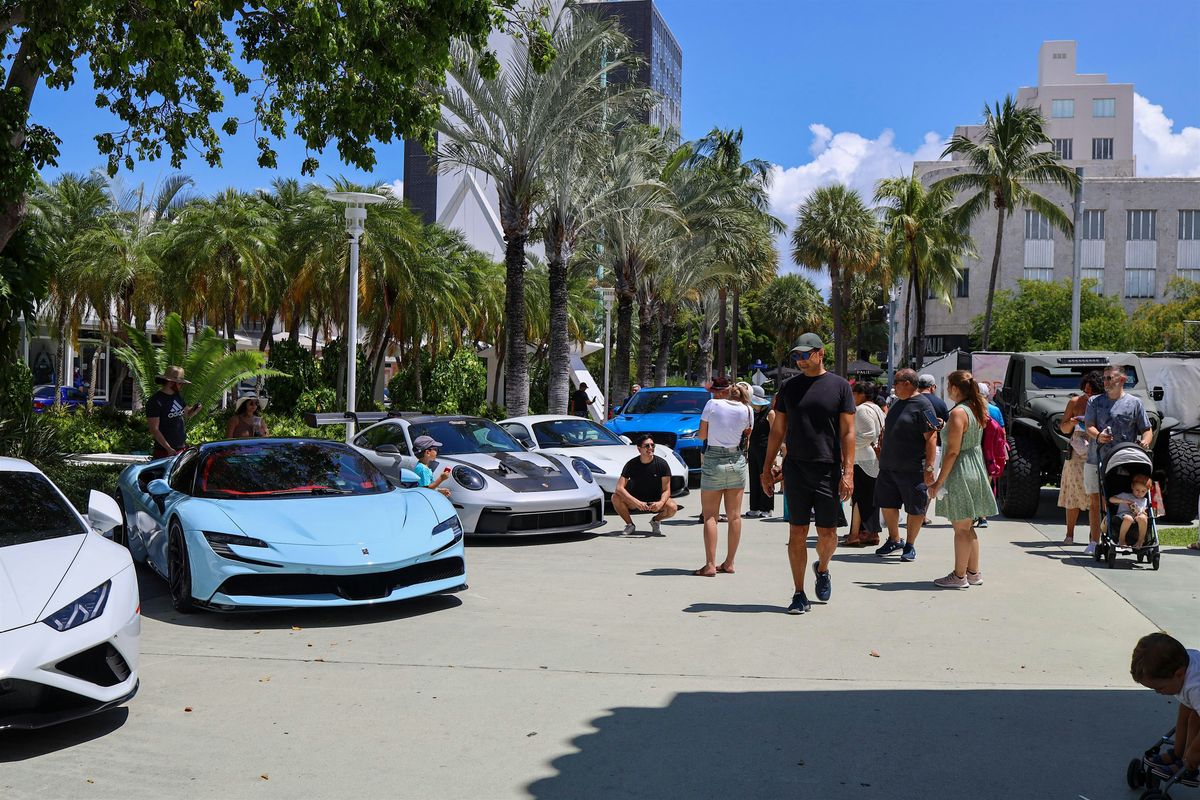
[874,368,940,561]
[746,384,775,518]
[412,435,451,497]
[760,333,856,614]
[571,382,596,418]
[917,374,949,424]
[146,365,202,458]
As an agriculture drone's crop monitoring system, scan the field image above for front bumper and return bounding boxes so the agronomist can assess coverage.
[458,497,605,536]
[0,566,140,730]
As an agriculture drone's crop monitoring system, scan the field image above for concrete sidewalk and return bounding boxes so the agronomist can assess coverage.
[1,502,1183,799]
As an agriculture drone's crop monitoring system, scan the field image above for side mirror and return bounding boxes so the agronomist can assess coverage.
[1151,386,1164,402]
[87,490,123,536]
[376,444,401,456]
[146,478,172,498]
[619,435,632,445]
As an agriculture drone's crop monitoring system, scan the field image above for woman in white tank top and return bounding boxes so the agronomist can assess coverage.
[693,378,754,576]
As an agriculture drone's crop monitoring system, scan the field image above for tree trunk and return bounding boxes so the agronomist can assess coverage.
[86,345,100,410]
[730,285,740,379]
[636,291,654,388]
[258,310,277,351]
[980,208,1006,351]
[52,304,67,409]
[654,309,673,386]
[502,229,530,416]
[697,322,713,384]
[546,237,571,415]
[684,319,694,383]
[716,286,727,376]
[413,344,424,406]
[370,330,391,404]
[612,259,636,408]
[914,273,926,369]
[829,257,847,376]
[900,278,913,368]
[0,34,43,256]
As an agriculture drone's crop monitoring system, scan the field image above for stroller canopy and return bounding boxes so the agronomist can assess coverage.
[1103,441,1154,477]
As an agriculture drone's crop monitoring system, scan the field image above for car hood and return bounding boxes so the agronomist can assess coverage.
[0,535,86,632]
[608,413,700,433]
[437,451,581,492]
[205,491,441,546]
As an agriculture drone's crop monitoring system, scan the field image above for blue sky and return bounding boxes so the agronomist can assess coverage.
[33,0,1200,224]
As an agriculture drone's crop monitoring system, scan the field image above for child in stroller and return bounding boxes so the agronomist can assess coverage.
[1110,473,1153,550]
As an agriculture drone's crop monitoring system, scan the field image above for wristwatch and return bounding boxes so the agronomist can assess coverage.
[924,465,935,473]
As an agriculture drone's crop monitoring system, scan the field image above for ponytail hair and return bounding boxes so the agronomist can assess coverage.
[947,370,988,427]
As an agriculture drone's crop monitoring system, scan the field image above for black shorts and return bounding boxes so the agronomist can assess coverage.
[873,469,928,516]
[782,459,842,528]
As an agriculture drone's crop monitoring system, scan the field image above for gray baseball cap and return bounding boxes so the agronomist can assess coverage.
[917,373,936,389]
[790,332,825,353]
[412,435,443,452]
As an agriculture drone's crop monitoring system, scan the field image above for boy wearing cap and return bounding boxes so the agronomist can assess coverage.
[760,333,856,614]
[413,435,451,497]
[147,365,202,458]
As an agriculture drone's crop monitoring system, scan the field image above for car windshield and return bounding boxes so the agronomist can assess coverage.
[621,391,709,415]
[0,472,86,546]
[1029,365,1140,389]
[408,419,522,455]
[197,441,390,498]
[532,419,625,448]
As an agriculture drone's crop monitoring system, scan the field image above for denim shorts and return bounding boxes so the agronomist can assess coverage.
[701,446,747,491]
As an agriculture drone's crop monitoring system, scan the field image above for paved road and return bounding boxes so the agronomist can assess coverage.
[3,496,1192,799]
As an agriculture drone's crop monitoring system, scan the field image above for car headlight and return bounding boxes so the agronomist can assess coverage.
[680,430,698,439]
[203,531,269,559]
[571,458,595,483]
[452,465,486,491]
[432,517,464,537]
[42,581,110,632]
[572,456,605,475]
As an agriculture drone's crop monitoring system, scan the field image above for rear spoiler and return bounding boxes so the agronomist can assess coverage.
[303,410,422,427]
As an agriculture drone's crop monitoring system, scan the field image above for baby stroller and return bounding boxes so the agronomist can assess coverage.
[1126,726,1200,798]
[1093,441,1161,570]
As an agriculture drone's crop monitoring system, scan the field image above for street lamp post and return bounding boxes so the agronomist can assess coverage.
[887,284,901,387]
[600,287,615,420]
[1069,167,1085,350]
[327,191,386,442]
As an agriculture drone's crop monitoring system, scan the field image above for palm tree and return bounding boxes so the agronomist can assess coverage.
[933,95,1080,350]
[756,274,830,368]
[436,3,635,416]
[874,170,974,367]
[790,184,880,376]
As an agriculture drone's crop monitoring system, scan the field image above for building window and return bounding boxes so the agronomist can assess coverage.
[1092,138,1114,160]
[1179,210,1200,278]
[955,269,969,298]
[1082,209,1105,239]
[1053,52,1067,60]
[1052,138,1073,160]
[1051,99,1074,118]
[1093,98,1116,118]
[1128,210,1157,241]
[1125,270,1156,298]
[1181,210,1200,241]
[1025,210,1052,240]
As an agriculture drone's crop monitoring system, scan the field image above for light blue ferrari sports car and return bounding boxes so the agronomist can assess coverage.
[115,438,466,613]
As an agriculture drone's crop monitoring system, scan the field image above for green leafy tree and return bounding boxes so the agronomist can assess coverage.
[755,274,831,368]
[427,347,489,416]
[0,224,48,404]
[934,95,1081,350]
[111,312,282,421]
[970,279,1127,351]
[264,340,320,416]
[1128,278,1200,351]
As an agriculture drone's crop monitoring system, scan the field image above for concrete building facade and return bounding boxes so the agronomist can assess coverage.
[911,41,1200,358]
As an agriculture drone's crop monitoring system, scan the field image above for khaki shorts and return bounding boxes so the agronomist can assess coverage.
[1083,462,1100,495]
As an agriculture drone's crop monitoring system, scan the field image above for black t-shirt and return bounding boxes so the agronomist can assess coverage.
[923,391,949,424]
[571,389,591,416]
[880,393,938,472]
[146,389,187,450]
[620,455,672,502]
[775,372,856,464]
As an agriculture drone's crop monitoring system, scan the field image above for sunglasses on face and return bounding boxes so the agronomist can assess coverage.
[793,350,816,361]
[640,443,655,450]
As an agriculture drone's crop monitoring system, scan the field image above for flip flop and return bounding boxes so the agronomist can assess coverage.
[1188,542,1200,551]
[717,565,735,574]
[692,567,716,577]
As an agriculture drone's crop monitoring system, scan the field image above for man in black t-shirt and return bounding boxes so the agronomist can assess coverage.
[874,368,940,562]
[570,382,596,417]
[760,333,856,614]
[146,365,202,458]
[917,374,949,423]
[613,434,677,536]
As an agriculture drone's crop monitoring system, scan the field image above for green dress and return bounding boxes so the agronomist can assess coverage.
[939,403,999,522]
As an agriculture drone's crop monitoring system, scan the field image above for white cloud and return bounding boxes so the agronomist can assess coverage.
[767,125,946,289]
[379,178,404,198]
[1133,93,1200,177]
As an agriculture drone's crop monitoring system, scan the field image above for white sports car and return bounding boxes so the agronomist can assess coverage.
[0,458,140,730]
[499,415,689,499]
[353,415,605,536]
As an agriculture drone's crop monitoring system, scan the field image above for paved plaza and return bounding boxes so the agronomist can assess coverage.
[3,490,1197,799]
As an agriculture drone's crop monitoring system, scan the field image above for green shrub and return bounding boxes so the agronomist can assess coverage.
[295,386,338,414]
[1,360,32,420]
[265,339,321,415]
[386,351,432,411]
[0,409,66,468]
[427,347,487,415]
[42,463,124,509]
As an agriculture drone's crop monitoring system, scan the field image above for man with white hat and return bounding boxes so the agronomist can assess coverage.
[147,365,202,458]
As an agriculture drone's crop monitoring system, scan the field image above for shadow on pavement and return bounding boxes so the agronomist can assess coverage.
[682,602,786,614]
[135,564,464,630]
[0,707,129,762]
[853,580,944,592]
[526,689,1165,799]
[636,568,696,577]
[467,532,599,547]
[1010,541,1150,571]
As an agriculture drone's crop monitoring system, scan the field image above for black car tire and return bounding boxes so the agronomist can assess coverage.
[168,520,197,614]
[998,434,1040,519]
[1161,435,1200,524]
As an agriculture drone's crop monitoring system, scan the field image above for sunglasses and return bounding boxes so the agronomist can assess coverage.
[793,350,817,361]
[639,443,655,450]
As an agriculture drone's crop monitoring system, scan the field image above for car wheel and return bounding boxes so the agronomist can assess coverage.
[997,433,1040,519]
[1160,435,1200,524]
[167,520,197,614]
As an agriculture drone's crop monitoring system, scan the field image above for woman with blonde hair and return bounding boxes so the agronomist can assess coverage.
[926,370,997,588]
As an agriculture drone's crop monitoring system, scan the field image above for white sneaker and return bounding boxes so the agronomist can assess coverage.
[650,519,662,536]
[1084,542,1096,555]
[622,523,636,536]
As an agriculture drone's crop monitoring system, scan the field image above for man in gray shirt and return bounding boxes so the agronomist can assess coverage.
[1083,363,1152,555]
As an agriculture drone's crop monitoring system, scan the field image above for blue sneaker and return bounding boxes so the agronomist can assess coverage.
[875,539,904,556]
[813,563,832,601]
[901,544,917,562]
[787,592,812,615]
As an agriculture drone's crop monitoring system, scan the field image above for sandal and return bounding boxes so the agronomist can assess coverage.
[1188,542,1200,551]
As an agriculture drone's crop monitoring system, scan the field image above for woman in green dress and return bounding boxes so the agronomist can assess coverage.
[926,370,998,589]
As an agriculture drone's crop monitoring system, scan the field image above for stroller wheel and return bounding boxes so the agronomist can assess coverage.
[1093,544,1103,562]
[1107,545,1117,568]
[1138,790,1165,800]
[1152,552,1161,571]
[1129,758,1147,788]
